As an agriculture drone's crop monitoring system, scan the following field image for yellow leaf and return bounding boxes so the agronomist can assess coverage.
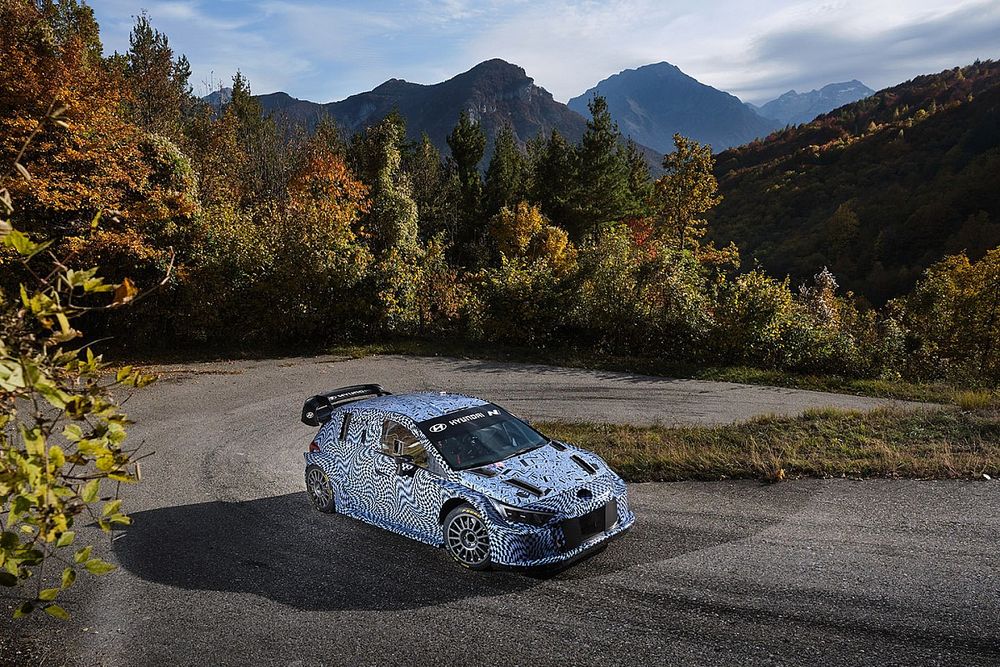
[49,445,66,468]
[20,425,45,457]
[44,604,70,620]
[112,277,138,305]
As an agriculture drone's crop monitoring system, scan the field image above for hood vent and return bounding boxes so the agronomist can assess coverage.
[570,454,597,475]
[504,478,545,497]
[468,467,498,478]
[549,440,567,451]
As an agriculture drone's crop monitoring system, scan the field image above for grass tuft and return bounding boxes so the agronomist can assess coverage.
[539,406,1000,483]
[953,390,998,411]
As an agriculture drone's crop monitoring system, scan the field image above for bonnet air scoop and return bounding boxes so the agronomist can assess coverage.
[504,478,546,497]
[570,454,598,475]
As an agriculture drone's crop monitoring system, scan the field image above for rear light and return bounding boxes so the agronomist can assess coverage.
[309,441,321,453]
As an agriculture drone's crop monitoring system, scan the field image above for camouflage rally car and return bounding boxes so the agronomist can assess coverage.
[302,385,634,569]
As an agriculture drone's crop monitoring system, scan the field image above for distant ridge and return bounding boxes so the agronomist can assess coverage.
[756,80,876,125]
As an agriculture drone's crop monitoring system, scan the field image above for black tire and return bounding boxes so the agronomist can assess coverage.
[305,465,335,513]
[443,505,492,570]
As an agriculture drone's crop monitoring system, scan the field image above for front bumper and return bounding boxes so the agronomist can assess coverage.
[487,487,636,568]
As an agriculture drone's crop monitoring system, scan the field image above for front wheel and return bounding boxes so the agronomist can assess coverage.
[306,465,335,513]
[444,505,492,570]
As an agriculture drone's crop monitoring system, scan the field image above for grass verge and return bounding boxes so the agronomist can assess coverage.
[329,339,983,405]
[538,406,1000,483]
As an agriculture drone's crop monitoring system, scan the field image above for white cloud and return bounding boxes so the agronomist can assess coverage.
[91,0,1000,105]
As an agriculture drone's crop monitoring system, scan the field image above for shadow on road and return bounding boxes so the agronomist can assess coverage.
[113,491,681,611]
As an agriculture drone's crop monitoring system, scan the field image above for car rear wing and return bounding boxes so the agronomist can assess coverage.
[301,384,391,426]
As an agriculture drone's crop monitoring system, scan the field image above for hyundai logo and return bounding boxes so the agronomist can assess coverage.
[429,423,447,433]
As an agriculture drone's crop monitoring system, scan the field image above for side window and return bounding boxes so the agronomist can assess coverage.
[379,420,428,469]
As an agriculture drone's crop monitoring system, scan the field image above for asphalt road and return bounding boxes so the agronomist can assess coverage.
[3,354,997,666]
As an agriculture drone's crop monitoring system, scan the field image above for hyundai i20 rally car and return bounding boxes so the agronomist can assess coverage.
[301,385,634,569]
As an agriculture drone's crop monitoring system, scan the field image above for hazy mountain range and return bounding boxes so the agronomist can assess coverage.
[751,80,876,126]
[203,59,872,161]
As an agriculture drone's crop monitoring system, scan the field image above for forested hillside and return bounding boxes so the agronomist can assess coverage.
[3,3,1000,387]
[711,61,1000,303]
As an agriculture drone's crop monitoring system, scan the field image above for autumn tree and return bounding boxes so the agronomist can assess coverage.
[650,133,722,251]
[904,248,1000,380]
[489,201,576,276]
[0,0,145,237]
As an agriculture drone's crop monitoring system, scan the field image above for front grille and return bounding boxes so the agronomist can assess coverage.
[561,499,618,551]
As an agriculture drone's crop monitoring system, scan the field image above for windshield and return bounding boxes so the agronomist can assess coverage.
[415,405,547,470]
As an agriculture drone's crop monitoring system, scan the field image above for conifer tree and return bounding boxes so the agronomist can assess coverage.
[228,71,285,204]
[574,96,631,239]
[123,13,192,137]
[405,134,458,242]
[529,130,578,233]
[446,111,487,263]
[363,115,419,257]
[484,123,525,216]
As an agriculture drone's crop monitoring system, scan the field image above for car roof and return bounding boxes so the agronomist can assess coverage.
[346,392,489,422]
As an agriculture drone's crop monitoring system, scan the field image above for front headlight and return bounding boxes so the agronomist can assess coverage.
[490,499,556,527]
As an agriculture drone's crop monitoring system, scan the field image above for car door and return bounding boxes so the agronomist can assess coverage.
[373,418,443,542]
[337,409,392,520]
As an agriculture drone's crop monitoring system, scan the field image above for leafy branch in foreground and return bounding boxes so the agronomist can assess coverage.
[0,104,164,619]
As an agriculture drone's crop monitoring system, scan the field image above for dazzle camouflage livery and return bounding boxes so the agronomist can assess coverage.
[302,385,635,569]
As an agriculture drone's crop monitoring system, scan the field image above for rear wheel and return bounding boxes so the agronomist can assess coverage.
[444,505,492,570]
[306,465,335,513]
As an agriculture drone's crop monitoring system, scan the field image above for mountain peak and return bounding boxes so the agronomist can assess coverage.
[458,59,531,86]
[568,63,779,152]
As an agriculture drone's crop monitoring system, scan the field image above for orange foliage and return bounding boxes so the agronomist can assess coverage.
[0,1,148,234]
[287,147,370,245]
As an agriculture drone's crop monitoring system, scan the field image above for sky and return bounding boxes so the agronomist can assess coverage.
[90,0,1000,105]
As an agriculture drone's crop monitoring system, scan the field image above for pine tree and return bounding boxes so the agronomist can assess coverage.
[528,130,578,234]
[228,71,285,204]
[446,111,487,264]
[574,96,630,239]
[404,134,459,242]
[624,138,652,218]
[123,13,191,137]
[484,123,525,216]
